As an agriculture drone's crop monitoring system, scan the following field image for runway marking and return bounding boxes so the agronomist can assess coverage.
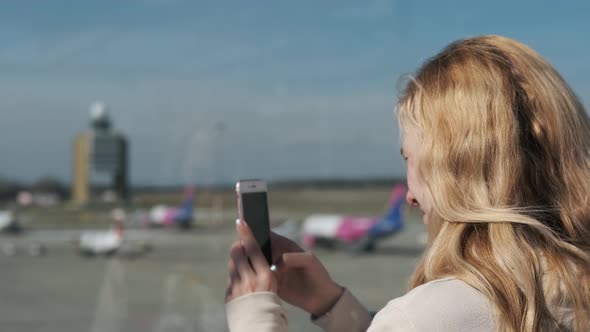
[154,267,225,332]
[89,259,128,332]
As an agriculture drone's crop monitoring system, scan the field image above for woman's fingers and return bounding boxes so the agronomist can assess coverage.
[228,255,239,283]
[242,236,269,273]
[226,254,238,302]
[230,240,254,281]
[235,218,249,237]
[271,232,303,254]
[281,252,315,269]
[225,280,233,301]
[236,219,270,273]
[226,233,279,303]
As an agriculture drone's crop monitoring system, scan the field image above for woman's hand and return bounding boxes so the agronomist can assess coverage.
[228,219,344,317]
[224,219,277,303]
[269,232,344,317]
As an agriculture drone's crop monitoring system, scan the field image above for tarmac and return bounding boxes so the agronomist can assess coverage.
[0,221,426,332]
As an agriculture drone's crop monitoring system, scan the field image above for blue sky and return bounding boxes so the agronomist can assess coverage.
[0,0,589,185]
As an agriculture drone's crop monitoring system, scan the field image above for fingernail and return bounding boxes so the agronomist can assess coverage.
[270,264,277,272]
[275,255,284,266]
[235,219,241,226]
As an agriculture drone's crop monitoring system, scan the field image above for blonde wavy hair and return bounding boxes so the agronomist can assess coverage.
[397,35,590,331]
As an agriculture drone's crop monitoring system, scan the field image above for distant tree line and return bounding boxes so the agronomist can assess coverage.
[270,177,406,189]
[0,176,405,201]
[0,175,68,202]
[132,177,405,193]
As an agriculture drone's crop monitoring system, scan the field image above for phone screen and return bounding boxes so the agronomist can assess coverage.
[241,192,272,265]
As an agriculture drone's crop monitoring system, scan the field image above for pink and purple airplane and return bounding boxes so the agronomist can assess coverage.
[147,187,195,229]
[300,184,407,252]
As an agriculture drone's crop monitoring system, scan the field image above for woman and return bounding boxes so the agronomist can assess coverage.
[224,35,590,331]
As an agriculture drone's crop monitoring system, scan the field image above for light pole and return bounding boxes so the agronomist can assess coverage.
[211,121,226,225]
[214,121,226,187]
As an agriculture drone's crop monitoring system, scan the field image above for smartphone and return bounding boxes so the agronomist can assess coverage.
[236,179,272,265]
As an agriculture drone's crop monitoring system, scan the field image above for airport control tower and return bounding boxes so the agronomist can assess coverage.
[71,102,130,204]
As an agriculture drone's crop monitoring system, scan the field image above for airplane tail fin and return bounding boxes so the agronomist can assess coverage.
[383,184,407,222]
[113,221,125,238]
[177,186,195,227]
[388,184,407,207]
[367,184,407,238]
[180,187,195,211]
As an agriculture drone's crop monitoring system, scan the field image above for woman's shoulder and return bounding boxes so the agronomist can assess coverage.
[396,277,488,307]
[369,277,495,332]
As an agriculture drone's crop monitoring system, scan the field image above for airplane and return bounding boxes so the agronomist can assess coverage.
[78,222,125,256]
[78,208,153,257]
[300,184,407,252]
[0,208,150,258]
[147,187,195,229]
[0,210,23,234]
[0,210,49,256]
[77,222,154,258]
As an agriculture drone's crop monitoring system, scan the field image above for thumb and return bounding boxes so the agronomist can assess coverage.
[236,219,251,238]
[281,252,315,269]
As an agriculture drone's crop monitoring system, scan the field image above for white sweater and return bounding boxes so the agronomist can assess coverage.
[225,277,496,331]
